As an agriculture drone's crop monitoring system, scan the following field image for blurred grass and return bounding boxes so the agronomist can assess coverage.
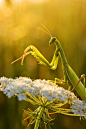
[0,0,86,129]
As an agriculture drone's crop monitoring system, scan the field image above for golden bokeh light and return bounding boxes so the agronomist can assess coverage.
[0,1,86,128]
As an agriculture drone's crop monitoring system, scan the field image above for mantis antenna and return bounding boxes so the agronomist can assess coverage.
[37,23,52,37]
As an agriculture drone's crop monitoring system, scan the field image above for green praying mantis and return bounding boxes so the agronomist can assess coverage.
[11,24,86,103]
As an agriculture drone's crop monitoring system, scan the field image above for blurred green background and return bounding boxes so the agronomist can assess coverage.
[0,0,86,129]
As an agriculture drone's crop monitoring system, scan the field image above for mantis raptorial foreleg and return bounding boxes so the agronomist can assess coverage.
[12,45,59,68]
[11,24,86,102]
[11,45,64,85]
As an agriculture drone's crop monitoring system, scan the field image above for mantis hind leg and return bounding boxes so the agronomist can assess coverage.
[71,74,85,92]
[71,74,86,101]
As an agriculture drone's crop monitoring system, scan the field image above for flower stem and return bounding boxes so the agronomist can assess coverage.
[34,106,44,129]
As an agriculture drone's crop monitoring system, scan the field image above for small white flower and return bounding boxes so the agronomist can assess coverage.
[18,93,26,101]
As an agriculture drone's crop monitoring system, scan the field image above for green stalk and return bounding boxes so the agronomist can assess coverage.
[34,106,44,129]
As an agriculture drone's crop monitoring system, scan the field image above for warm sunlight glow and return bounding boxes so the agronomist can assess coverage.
[0,0,48,6]
[14,0,48,3]
[0,0,3,6]
[28,0,47,2]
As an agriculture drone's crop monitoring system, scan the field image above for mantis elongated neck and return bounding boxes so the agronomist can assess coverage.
[55,39,68,65]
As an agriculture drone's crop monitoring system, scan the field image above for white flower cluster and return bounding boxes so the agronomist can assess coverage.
[0,76,74,101]
[0,76,86,118]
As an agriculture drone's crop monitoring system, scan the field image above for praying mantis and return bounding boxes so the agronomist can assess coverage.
[11,24,86,103]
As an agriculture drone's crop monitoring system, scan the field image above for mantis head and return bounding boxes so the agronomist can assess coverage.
[49,37,56,45]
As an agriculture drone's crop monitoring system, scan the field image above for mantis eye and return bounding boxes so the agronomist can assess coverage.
[49,37,56,45]
[53,37,56,42]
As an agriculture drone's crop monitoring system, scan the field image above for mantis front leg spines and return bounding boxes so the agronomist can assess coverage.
[11,24,86,102]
